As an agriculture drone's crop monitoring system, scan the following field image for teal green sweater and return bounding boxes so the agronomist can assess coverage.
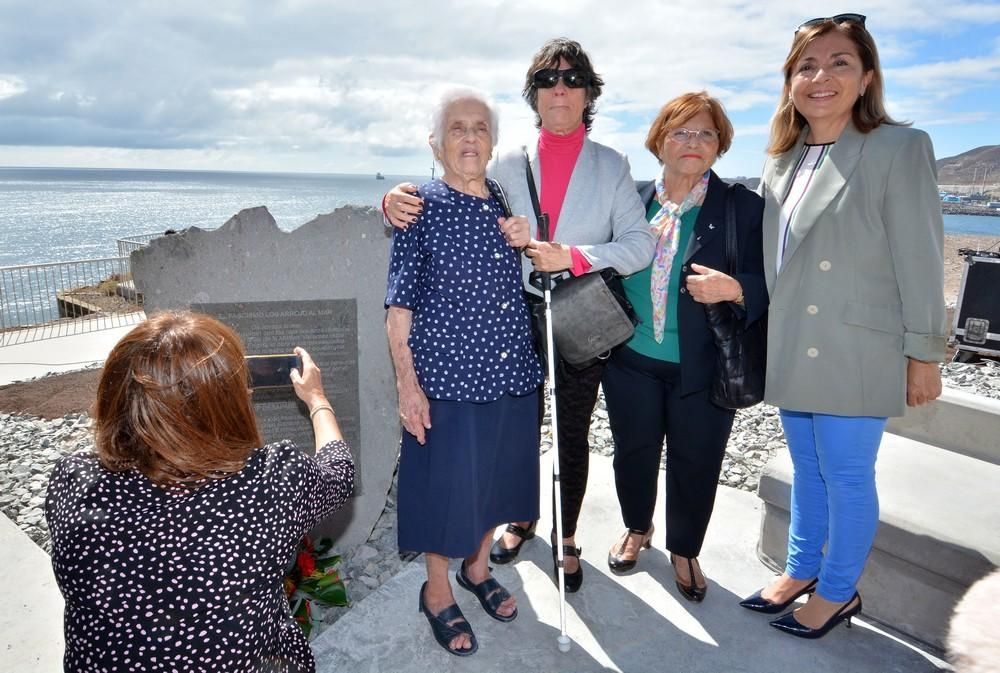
[621,204,699,362]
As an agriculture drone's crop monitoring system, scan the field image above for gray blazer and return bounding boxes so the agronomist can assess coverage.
[489,138,655,292]
[760,122,947,418]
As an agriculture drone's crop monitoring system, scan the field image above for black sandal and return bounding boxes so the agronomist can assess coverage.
[418,582,478,656]
[489,521,537,564]
[456,563,517,622]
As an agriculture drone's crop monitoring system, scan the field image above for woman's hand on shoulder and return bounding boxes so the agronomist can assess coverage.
[685,264,742,304]
[906,358,942,407]
[385,183,423,230]
[398,383,432,445]
[291,347,328,409]
[498,215,530,248]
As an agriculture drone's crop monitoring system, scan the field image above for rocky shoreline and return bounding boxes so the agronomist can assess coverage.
[2,359,997,637]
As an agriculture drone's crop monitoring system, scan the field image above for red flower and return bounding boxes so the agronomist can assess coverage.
[297,550,316,577]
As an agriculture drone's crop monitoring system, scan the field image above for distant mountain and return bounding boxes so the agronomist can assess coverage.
[937,145,1000,185]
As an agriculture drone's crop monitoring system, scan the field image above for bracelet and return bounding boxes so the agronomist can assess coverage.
[309,404,335,420]
[734,291,745,306]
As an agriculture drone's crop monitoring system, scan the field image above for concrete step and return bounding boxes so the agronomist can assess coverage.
[0,514,65,671]
[758,431,1000,650]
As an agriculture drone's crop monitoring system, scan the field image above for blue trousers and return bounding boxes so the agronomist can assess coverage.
[780,410,887,602]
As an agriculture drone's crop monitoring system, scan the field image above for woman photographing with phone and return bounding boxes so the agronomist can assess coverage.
[45,310,354,672]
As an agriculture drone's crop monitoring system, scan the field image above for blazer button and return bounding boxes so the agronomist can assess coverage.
[807,305,819,315]
[819,260,832,271]
[679,287,687,294]
[681,265,688,272]
[807,347,819,358]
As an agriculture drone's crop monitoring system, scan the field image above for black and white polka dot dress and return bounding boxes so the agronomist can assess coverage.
[44,439,354,673]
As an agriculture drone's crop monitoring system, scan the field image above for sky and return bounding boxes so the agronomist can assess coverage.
[0,0,998,180]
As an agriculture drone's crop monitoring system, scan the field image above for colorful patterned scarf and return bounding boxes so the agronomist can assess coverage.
[649,171,710,343]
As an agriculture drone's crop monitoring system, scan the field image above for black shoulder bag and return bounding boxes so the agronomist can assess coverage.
[522,149,637,368]
[704,185,767,409]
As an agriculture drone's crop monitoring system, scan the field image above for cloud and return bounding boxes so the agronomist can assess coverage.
[0,0,997,177]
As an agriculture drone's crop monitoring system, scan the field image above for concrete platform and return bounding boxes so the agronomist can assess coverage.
[311,454,947,673]
[0,314,142,385]
[0,515,64,671]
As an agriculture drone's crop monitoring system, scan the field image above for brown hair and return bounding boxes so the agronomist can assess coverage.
[768,19,903,156]
[522,37,605,133]
[93,310,263,485]
[644,91,734,162]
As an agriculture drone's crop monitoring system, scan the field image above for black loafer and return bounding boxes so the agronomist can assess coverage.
[489,521,537,565]
[739,578,818,614]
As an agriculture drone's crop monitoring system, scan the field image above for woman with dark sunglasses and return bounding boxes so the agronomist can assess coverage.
[738,15,946,638]
[384,38,654,594]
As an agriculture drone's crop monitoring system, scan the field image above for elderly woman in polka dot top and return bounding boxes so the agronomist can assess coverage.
[44,311,354,673]
[385,86,543,657]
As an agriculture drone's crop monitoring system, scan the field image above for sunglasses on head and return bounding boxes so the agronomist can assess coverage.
[532,68,592,89]
[796,13,866,32]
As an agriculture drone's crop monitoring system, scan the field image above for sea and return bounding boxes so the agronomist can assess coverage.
[1,166,999,268]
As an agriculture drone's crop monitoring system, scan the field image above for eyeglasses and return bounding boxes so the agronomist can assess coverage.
[667,128,720,145]
[796,13,866,32]
[532,68,592,89]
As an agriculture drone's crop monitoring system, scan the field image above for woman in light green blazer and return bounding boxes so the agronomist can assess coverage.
[738,15,947,639]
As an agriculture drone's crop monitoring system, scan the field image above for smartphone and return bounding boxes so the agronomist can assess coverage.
[245,353,301,389]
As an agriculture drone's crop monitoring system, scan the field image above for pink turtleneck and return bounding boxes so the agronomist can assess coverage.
[538,123,591,275]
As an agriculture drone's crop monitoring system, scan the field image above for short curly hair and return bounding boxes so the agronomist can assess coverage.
[522,37,604,133]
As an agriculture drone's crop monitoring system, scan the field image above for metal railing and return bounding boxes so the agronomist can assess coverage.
[0,257,145,346]
[116,232,164,258]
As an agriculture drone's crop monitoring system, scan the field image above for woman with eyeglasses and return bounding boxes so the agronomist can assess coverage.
[600,92,766,602]
[738,15,946,638]
[384,38,654,594]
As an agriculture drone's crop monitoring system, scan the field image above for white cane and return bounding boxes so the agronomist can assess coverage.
[538,212,572,653]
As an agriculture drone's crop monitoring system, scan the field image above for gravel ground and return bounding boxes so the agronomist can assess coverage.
[2,359,997,637]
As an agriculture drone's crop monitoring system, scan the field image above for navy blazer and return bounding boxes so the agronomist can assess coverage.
[635,170,767,396]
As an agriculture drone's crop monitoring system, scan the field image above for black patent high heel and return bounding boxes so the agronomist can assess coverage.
[769,592,863,639]
[551,533,583,593]
[670,554,706,603]
[607,526,654,574]
[739,578,818,614]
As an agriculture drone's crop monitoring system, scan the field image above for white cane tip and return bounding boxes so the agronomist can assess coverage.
[557,635,571,652]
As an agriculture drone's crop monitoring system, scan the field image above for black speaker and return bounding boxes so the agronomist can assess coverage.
[954,249,1000,359]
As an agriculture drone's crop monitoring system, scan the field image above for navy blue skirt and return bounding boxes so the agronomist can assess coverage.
[397,391,540,558]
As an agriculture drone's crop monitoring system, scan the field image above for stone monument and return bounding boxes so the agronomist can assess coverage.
[131,206,398,549]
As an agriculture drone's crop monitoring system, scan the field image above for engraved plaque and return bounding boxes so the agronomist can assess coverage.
[194,299,363,494]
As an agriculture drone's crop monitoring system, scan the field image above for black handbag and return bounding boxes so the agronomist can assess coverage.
[521,150,637,368]
[704,185,767,409]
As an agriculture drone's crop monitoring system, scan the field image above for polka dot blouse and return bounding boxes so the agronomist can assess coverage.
[44,439,355,673]
[385,179,543,402]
